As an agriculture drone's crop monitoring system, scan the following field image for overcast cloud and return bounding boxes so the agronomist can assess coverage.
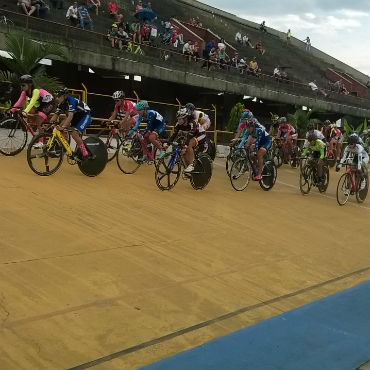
[201,0,370,76]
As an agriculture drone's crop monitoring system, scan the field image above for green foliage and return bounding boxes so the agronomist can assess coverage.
[342,118,368,141]
[287,107,322,137]
[227,102,244,132]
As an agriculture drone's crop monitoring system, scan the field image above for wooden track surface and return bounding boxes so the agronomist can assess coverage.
[0,153,368,370]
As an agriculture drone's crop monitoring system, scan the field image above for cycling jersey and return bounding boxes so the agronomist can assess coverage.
[339,144,369,170]
[238,127,271,151]
[277,123,296,138]
[169,120,206,146]
[55,96,91,133]
[302,139,326,159]
[237,118,265,133]
[11,88,53,114]
[304,130,325,147]
[114,100,137,120]
[193,110,211,130]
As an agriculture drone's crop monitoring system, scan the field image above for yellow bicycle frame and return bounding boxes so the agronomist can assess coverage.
[46,128,73,156]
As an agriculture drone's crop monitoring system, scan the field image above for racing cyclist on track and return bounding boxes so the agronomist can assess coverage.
[168,107,207,173]
[304,123,326,147]
[185,103,211,130]
[276,117,297,161]
[129,100,166,160]
[50,87,92,158]
[302,132,326,183]
[232,110,265,142]
[237,119,272,180]
[325,122,343,161]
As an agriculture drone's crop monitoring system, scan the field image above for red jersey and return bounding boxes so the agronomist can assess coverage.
[114,100,137,120]
[278,123,295,136]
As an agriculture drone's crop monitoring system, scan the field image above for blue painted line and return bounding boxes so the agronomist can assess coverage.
[140,281,370,370]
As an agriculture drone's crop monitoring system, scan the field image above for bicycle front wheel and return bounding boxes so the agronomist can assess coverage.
[336,173,351,206]
[259,160,277,191]
[356,174,368,203]
[318,165,329,193]
[155,153,181,191]
[96,128,120,162]
[229,157,251,191]
[300,165,312,195]
[116,138,142,174]
[27,133,64,176]
[0,117,28,156]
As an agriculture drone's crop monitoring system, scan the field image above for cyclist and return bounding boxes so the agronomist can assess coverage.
[237,119,272,180]
[107,90,138,132]
[10,75,54,146]
[350,131,365,149]
[232,110,265,142]
[185,103,211,130]
[50,87,92,158]
[276,117,297,161]
[326,123,343,161]
[303,122,326,147]
[302,132,326,184]
[168,107,206,173]
[269,112,280,136]
[336,134,369,175]
[129,100,166,160]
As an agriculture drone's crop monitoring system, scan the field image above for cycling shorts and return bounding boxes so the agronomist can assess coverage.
[258,136,272,151]
[144,124,165,137]
[72,113,91,133]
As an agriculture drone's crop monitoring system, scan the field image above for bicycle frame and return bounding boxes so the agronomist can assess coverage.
[46,128,73,156]
[134,131,158,161]
[167,146,181,172]
[345,166,359,193]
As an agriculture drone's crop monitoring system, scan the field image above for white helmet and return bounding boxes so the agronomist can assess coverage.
[112,91,125,99]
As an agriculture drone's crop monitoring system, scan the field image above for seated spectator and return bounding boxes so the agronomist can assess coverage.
[108,1,118,16]
[247,57,261,77]
[340,83,349,95]
[183,40,192,62]
[140,22,151,44]
[66,2,79,27]
[135,0,143,12]
[18,0,36,16]
[31,0,49,17]
[219,48,230,70]
[273,65,282,81]
[208,47,218,71]
[255,40,265,55]
[131,22,141,44]
[87,0,101,16]
[149,24,158,45]
[235,31,242,44]
[260,21,267,32]
[242,34,253,48]
[114,13,123,25]
[308,80,328,97]
[218,38,226,51]
[191,41,200,62]
[117,26,129,49]
[50,0,63,9]
[107,23,119,48]
[238,57,247,74]
[231,53,239,68]
[78,4,93,30]
[201,39,215,69]
[332,80,341,93]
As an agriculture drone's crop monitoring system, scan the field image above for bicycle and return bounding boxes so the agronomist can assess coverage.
[154,140,213,191]
[272,137,300,169]
[27,127,107,177]
[336,163,368,206]
[229,148,277,191]
[0,111,70,156]
[95,120,124,162]
[299,157,329,195]
[226,139,241,176]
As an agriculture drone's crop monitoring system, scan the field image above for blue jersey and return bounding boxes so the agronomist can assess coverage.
[130,110,166,135]
[78,6,88,19]
[238,127,271,150]
[56,96,91,126]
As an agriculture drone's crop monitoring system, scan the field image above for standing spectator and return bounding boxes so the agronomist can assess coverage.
[183,40,192,62]
[238,57,247,74]
[66,2,79,26]
[140,22,151,44]
[231,53,239,68]
[117,26,129,49]
[286,29,291,44]
[208,47,218,71]
[149,24,158,45]
[201,39,215,69]
[31,0,49,17]
[248,57,261,77]
[18,0,36,16]
[219,48,229,69]
[87,0,101,16]
[147,2,152,9]
[135,0,143,12]
[131,22,141,44]
[303,36,311,51]
[191,41,200,62]
[235,30,242,44]
[218,38,226,51]
[255,40,265,55]
[242,34,253,48]
[78,4,93,30]
[260,21,267,32]
[308,80,328,97]
[108,1,118,16]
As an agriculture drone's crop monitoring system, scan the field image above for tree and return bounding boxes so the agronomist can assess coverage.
[0,32,65,94]
[287,107,322,137]
[227,102,244,132]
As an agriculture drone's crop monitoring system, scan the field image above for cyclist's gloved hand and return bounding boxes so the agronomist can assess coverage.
[21,111,27,118]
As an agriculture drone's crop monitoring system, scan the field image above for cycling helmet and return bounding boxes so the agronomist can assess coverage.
[324,120,331,126]
[185,103,195,112]
[278,116,287,124]
[55,87,69,97]
[112,91,125,99]
[20,74,33,84]
[348,134,358,145]
[243,108,251,112]
[307,123,315,131]
[271,113,279,122]
[176,107,190,119]
[307,132,317,142]
[241,111,253,120]
[135,100,149,111]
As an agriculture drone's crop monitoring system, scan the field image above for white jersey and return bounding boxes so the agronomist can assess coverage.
[339,144,369,170]
[304,130,325,147]
[193,110,211,130]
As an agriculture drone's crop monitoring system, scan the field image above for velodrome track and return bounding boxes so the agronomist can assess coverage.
[0,153,369,370]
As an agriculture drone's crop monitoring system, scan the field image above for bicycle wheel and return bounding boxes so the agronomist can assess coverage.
[327,152,336,168]
[207,139,216,161]
[190,153,212,190]
[96,128,120,162]
[27,133,64,176]
[336,173,352,206]
[289,147,300,169]
[155,152,181,191]
[259,160,277,191]
[273,147,283,168]
[300,165,312,195]
[356,174,368,203]
[318,165,329,193]
[229,157,251,191]
[0,117,28,156]
[116,137,142,174]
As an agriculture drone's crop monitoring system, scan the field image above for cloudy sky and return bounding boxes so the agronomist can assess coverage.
[201,0,370,76]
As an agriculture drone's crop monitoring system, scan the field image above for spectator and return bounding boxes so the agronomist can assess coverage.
[238,57,247,74]
[131,22,141,44]
[117,26,129,49]
[273,65,281,81]
[66,2,79,27]
[31,0,49,17]
[247,57,261,77]
[78,4,93,30]
[108,1,118,16]
[280,67,289,81]
[235,31,242,44]
[303,36,311,51]
[286,29,291,44]
[255,40,265,55]
[218,38,226,51]
[50,0,63,9]
[146,2,152,9]
[135,0,143,12]
[340,83,349,95]
[208,46,218,71]
[170,28,178,47]
[231,52,239,68]
[260,20,267,32]
[87,0,101,16]
[242,34,253,48]
[17,0,36,16]
[332,80,341,93]
[140,22,151,44]
[201,39,215,69]
[183,40,192,62]
[308,80,328,97]
[149,24,158,45]
[107,23,118,48]
[219,48,229,70]
[114,13,123,25]
[191,41,200,62]
[164,20,171,31]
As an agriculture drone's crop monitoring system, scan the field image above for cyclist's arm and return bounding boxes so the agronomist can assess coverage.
[24,89,40,113]
[59,112,74,129]
[237,131,248,149]
[319,142,325,159]
[302,145,310,157]
[168,124,180,142]
[11,91,27,113]
[339,146,349,166]
[107,110,118,122]
[357,150,363,171]
[127,115,141,136]
[185,124,199,145]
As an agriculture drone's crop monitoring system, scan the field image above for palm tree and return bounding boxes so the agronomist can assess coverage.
[0,32,66,93]
[287,107,322,137]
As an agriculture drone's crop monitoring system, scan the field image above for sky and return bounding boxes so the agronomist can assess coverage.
[201,0,370,77]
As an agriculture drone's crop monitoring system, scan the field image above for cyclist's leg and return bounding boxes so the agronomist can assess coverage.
[317,158,323,179]
[256,147,267,177]
[72,113,91,156]
[184,138,197,167]
[336,139,342,160]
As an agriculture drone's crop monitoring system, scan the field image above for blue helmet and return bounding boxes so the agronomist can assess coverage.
[241,111,253,120]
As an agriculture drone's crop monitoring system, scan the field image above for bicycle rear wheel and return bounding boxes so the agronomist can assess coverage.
[259,160,277,191]
[0,117,28,156]
[300,165,312,195]
[336,173,351,206]
[229,157,251,191]
[356,174,368,203]
[116,137,142,174]
[27,133,64,176]
[273,147,283,168]
[96,128,120,162]
[190,153,212,190]
[318,165,329,193]
[155,153,181,191]
[289,147,300,169]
